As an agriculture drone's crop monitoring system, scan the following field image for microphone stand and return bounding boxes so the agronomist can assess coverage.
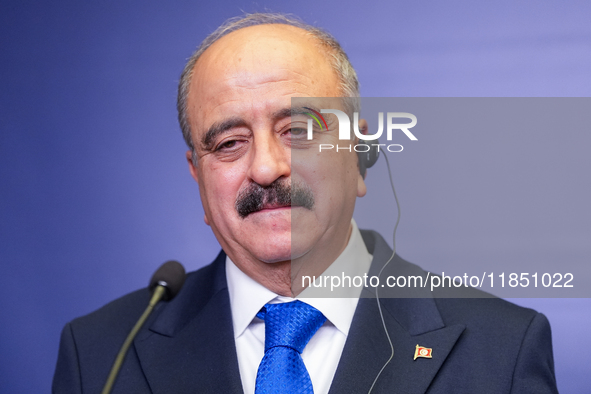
[101,284,167,394]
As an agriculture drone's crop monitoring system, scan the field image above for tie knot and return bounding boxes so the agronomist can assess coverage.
[257,301,326,353]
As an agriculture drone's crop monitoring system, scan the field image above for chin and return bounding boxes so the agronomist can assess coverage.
[233,207,320,262]
[256,240,292,263]
[240,225,317,263]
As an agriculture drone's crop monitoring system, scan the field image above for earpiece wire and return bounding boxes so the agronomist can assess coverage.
[367,152,400,394]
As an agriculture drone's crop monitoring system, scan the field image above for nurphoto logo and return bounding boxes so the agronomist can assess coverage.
[304,108,418,153]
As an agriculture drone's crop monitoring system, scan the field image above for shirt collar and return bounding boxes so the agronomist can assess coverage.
[226,219,373,339]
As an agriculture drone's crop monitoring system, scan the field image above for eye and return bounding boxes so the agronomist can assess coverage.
[214,138,244,152]
[220,140,237,149]
[290,127,307,136]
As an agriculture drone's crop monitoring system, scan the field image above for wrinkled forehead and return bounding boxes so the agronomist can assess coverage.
[185,24,341,137]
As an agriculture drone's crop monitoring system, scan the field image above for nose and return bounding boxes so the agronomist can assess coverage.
[247,132,290,186]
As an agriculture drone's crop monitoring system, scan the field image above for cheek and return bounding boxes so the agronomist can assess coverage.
[334,154,361,201]
[300,148,357,181]
[199,164,244,214]
[306,153,359,204]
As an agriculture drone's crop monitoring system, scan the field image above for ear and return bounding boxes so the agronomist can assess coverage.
[356,118,368,196]
[358,118,368,134]
[186,150,199,184]
[357,171,367,197]
[355,119,367,197]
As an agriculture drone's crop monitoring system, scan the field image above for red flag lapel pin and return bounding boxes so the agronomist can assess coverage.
[414,344,433,360]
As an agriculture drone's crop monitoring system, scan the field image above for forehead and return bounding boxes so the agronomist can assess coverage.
[186,24,341,138]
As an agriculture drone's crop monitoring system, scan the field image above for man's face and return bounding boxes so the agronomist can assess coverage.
[185,24,366,291]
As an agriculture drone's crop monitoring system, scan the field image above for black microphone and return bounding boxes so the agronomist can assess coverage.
[149,260,186,300]
[101,261,186,394]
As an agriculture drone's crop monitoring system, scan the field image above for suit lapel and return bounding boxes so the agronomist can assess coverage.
[134,252,243,394]
[328,231,466,394]
[329,298,465,394]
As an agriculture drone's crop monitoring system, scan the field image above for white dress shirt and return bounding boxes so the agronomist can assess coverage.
[226,219,373,394]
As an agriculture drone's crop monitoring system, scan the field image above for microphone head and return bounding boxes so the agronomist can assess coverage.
[149,260,186,301]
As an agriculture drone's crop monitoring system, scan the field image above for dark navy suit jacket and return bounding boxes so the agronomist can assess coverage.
[53,231,558,393]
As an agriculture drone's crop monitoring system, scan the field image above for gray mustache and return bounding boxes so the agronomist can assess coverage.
[235,180,314,218]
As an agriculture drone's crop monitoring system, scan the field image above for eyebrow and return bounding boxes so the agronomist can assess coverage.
[291,106,320,117]
[273,106,315,118]
[201,106,314,150]
[202,117,246,150]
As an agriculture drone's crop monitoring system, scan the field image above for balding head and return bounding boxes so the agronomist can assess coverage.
[177,13,359,155]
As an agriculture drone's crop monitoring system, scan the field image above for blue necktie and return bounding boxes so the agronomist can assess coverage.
[255,300,327,394]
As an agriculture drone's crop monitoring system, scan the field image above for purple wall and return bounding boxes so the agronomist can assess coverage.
[1,1,589,392]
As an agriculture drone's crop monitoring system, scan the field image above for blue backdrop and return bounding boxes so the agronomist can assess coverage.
[1,1,589,392]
